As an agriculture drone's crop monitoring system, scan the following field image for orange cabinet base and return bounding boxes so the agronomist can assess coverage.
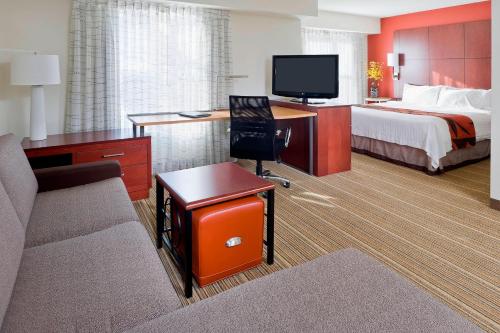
[187,196,265,287]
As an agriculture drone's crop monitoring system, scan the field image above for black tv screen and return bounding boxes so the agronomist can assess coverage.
[272,55,339,100]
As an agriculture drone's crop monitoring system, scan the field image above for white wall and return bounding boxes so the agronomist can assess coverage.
[175,0,318,16]
[0,0,71,139]
[491,0,500,201]
[230,12,303,96]
[301,10,381,34]
[0,49,32,137]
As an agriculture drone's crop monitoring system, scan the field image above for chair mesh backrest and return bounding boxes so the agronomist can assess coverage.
[229,96,276,161]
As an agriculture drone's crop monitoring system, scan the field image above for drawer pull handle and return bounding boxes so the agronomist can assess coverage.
[225,237,242,248]
[102,153,125,158]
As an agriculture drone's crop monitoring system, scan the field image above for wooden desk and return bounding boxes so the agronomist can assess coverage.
[156,162,275,297]
[22,130,152,200]
[128,106,317,174]
[128,106,315,128]
[271,100,351,176]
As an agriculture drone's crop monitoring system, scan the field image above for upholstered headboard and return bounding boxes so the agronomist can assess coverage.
[393,20,491,97]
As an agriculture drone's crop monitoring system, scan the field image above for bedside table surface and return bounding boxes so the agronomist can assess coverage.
[365,97,392,102]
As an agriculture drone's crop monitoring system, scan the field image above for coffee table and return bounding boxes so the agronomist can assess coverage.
[156,162,276,297]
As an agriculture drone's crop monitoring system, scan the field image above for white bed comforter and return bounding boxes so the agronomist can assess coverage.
[351,101,491,168]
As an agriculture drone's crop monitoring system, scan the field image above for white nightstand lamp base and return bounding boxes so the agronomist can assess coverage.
[30,85,47,141]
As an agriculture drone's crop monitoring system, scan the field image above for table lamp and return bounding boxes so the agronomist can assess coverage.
[11,54,60,141]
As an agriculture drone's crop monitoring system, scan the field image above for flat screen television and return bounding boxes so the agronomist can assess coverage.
[272,55,339,104]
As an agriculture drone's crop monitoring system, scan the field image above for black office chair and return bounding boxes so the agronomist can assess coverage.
[229,95,291,188]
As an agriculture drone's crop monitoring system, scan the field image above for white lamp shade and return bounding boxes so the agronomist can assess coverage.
[387,53,399,67]
[11,54,61,86]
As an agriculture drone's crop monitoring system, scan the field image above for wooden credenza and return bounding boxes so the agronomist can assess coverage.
[271,100,351,177]
[22,130,152,201]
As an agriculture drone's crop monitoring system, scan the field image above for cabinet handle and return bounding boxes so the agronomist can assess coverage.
[102,153,125,158]
[121,172,125,177]
[225,237,242,248]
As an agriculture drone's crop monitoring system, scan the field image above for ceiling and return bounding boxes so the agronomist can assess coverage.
[317,0,488,18]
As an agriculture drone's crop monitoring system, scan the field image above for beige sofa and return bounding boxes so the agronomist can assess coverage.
[0,133,480,332]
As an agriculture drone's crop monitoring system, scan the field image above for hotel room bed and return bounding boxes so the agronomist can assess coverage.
[351,87,492,174]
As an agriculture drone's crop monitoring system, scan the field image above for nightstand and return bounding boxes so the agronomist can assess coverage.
[364,97,392,104]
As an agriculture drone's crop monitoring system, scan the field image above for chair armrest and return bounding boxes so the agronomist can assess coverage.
[34,160,122,193]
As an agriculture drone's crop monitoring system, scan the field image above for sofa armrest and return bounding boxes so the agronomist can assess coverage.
[34,160,122,192]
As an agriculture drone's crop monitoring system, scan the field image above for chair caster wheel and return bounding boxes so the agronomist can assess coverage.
[282,181,290,189]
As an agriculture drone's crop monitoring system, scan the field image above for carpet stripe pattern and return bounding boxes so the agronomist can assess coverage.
[133,153,500,332]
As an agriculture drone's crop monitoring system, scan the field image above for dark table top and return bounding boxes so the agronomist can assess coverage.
[156,162,274,210]
[21,129,149,150]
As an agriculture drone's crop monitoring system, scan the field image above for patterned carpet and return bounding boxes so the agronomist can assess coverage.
[133,153,500,332]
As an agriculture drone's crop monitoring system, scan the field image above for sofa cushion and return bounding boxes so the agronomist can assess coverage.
[0,134,38,229]
[0,181,25,329]
[2,222,181,333]
[127,249,480,333]
[25,178,139,248]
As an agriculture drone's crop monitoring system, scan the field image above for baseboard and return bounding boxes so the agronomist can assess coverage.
[490,198,500,211]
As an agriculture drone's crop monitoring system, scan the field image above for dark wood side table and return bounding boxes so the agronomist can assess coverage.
[156,162,275,298]
[21,130,152,200]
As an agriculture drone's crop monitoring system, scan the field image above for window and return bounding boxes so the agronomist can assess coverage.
[302,28,368,104]
[66,1,231,172]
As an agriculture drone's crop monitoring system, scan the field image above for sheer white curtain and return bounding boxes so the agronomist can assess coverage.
[66,0,231,172]
[302,28,367,104]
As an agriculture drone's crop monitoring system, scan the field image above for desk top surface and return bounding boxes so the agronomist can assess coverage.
[156,162,274,210]
[128,106,316,127]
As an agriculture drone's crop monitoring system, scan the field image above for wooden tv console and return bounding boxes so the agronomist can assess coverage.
[271,100,351,176]
[21,130,152,201]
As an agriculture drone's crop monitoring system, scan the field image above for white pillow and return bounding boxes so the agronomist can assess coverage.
[402,84,442,105]
[437,89,472,108]
[437,87,491,110]
[468,89,491,110]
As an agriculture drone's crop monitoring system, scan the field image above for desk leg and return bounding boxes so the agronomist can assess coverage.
[140,126,145,137]
[156,179,164,249]
[184,210,193,298]
[266,189,275,265]
[308,117,314,175]
[133,124,137,137]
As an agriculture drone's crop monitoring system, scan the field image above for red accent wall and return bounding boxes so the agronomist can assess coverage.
[368,1,491,98]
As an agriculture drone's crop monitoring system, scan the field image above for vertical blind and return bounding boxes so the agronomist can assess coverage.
[302,28,368,104]
[66,0,231,172]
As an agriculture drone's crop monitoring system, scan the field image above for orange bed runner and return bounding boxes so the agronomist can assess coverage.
[360,104,476,150]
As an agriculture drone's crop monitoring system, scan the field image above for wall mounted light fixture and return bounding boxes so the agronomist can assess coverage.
[387,53,400,80]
